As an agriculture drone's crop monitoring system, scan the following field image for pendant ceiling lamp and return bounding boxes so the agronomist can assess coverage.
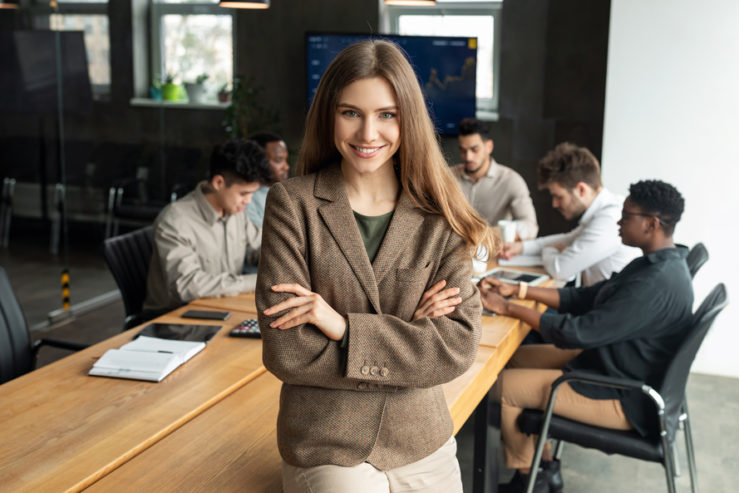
[219,0,270,8]
[384,0,436,5]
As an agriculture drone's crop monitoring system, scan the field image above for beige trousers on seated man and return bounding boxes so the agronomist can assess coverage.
[492,344,633,469]
[282,436,462,493]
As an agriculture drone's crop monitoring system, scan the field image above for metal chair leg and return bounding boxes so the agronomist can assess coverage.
[525,386,563,493]
[672,442,682,477]
[553,439,564,461]
[660,432,678,493]
[682,406,699,493]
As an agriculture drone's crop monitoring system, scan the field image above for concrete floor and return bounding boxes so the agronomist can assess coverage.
[3,227,738,492]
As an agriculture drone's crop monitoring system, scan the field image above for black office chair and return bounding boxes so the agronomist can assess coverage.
[0,266,88,384]
[518,283,728,493]
[102,225,158,330]
[686,243,709,279]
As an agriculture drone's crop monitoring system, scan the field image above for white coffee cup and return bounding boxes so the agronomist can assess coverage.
[497,220,517,243]
[472,244,489,274]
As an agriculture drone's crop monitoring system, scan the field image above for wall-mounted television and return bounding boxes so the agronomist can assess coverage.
[306,32,477,135]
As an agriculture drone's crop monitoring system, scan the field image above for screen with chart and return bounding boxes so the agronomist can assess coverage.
[306,33,477,135]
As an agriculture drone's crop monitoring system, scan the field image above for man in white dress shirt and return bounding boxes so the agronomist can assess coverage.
[500,142,639,286]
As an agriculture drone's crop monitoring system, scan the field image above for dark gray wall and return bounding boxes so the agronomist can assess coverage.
[0,0,378,203]
[235,0,379,146]
[496,0,611,236]
[1,0,609,237]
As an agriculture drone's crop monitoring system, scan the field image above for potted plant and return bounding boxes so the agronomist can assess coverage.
[184,73,209,104]
[222,75,280,137]
[161,73,180,101]
[217,82,231,103]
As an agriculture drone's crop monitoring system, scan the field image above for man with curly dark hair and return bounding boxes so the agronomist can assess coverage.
[478,179,693,493]
[144,138,271,313]
[627,179,684,236]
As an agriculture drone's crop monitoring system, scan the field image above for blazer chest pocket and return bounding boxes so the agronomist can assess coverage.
[396,262,432,285]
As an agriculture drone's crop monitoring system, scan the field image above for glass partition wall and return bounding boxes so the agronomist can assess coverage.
[0,0,236,335]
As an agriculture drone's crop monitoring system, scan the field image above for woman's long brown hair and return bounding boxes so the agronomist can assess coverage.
[296,40,496,255]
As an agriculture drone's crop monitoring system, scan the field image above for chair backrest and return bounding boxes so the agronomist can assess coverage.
[0,266,34,384]
[102,226,154,317]
[686,242,709,278]
[659,283,728,440]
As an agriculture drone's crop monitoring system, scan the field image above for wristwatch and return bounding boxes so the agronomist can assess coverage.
[517,281,528,299]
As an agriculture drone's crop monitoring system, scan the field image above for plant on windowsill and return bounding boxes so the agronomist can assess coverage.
[222,75,280,138]
[184,73,209,104]
[161,73,181,102]
[217,83,231,103]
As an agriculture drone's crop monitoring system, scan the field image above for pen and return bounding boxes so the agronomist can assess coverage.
[157,350,173,354]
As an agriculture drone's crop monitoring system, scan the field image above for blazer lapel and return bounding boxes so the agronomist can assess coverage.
[315,165,382,314]
[372,192,424,284]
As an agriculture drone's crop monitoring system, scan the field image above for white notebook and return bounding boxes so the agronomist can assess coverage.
[89,336,206,382]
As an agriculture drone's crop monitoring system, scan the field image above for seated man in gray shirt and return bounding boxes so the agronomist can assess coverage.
[480,180,693,493]
[452,118,538,240]
[144,138,271,313]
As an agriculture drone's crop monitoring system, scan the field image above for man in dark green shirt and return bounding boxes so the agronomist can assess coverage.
[480,180,693,493]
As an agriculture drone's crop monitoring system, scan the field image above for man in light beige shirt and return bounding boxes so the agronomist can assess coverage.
[452,118,538,240]
[144,139,270,313]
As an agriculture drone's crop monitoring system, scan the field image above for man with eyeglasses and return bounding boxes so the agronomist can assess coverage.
[500,142,639,286]
[479,180,693,493]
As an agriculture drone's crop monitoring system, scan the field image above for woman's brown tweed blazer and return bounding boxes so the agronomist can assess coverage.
[256,163,481,470]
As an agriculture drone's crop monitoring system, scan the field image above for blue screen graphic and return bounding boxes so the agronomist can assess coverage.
[306,33,477,135]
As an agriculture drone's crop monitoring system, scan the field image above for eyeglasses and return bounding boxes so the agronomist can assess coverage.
[620,211,669,226]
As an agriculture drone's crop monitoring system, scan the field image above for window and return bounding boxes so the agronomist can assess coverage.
[31,1,110,100]
[150,0,234,102]
[386,0,502,115]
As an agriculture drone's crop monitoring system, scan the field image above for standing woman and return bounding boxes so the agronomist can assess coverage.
[256,40,494,492]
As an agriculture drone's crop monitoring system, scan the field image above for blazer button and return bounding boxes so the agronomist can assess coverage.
[361,365,370,375]
[370,366,379,376]
[380,367,389,377]
[358,383,368,390]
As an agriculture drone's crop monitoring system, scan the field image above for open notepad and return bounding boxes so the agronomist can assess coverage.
[89,324,221,382]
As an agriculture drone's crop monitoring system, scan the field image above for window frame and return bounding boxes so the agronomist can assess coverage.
[149,1,236,90]
[29,1,111,101]
[385,1,502,116]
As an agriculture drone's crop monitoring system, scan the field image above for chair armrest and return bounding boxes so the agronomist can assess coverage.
[551,370,665,414]
[33,338,89,353]
[552,370,647,392]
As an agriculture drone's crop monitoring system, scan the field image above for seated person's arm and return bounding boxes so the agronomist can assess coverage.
[500,231,571,260]
[541,214,620,281]
[478,277,560,332]
[243,216,262,267]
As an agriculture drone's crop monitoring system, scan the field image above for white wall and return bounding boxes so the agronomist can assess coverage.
[602,0,739,377]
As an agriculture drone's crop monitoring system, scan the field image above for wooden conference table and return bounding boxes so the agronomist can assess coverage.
[0,268,547,493]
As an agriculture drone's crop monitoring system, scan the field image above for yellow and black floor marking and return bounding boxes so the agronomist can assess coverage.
[61,269,70,310]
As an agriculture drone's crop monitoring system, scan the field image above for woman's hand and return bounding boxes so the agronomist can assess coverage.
[479,276,518,298]
[478,281,511,316]
[413,280,462,321]
[263,283,347,341]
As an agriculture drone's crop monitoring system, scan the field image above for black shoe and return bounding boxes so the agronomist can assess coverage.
[498,469,549,493]
[541,459,563,493]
